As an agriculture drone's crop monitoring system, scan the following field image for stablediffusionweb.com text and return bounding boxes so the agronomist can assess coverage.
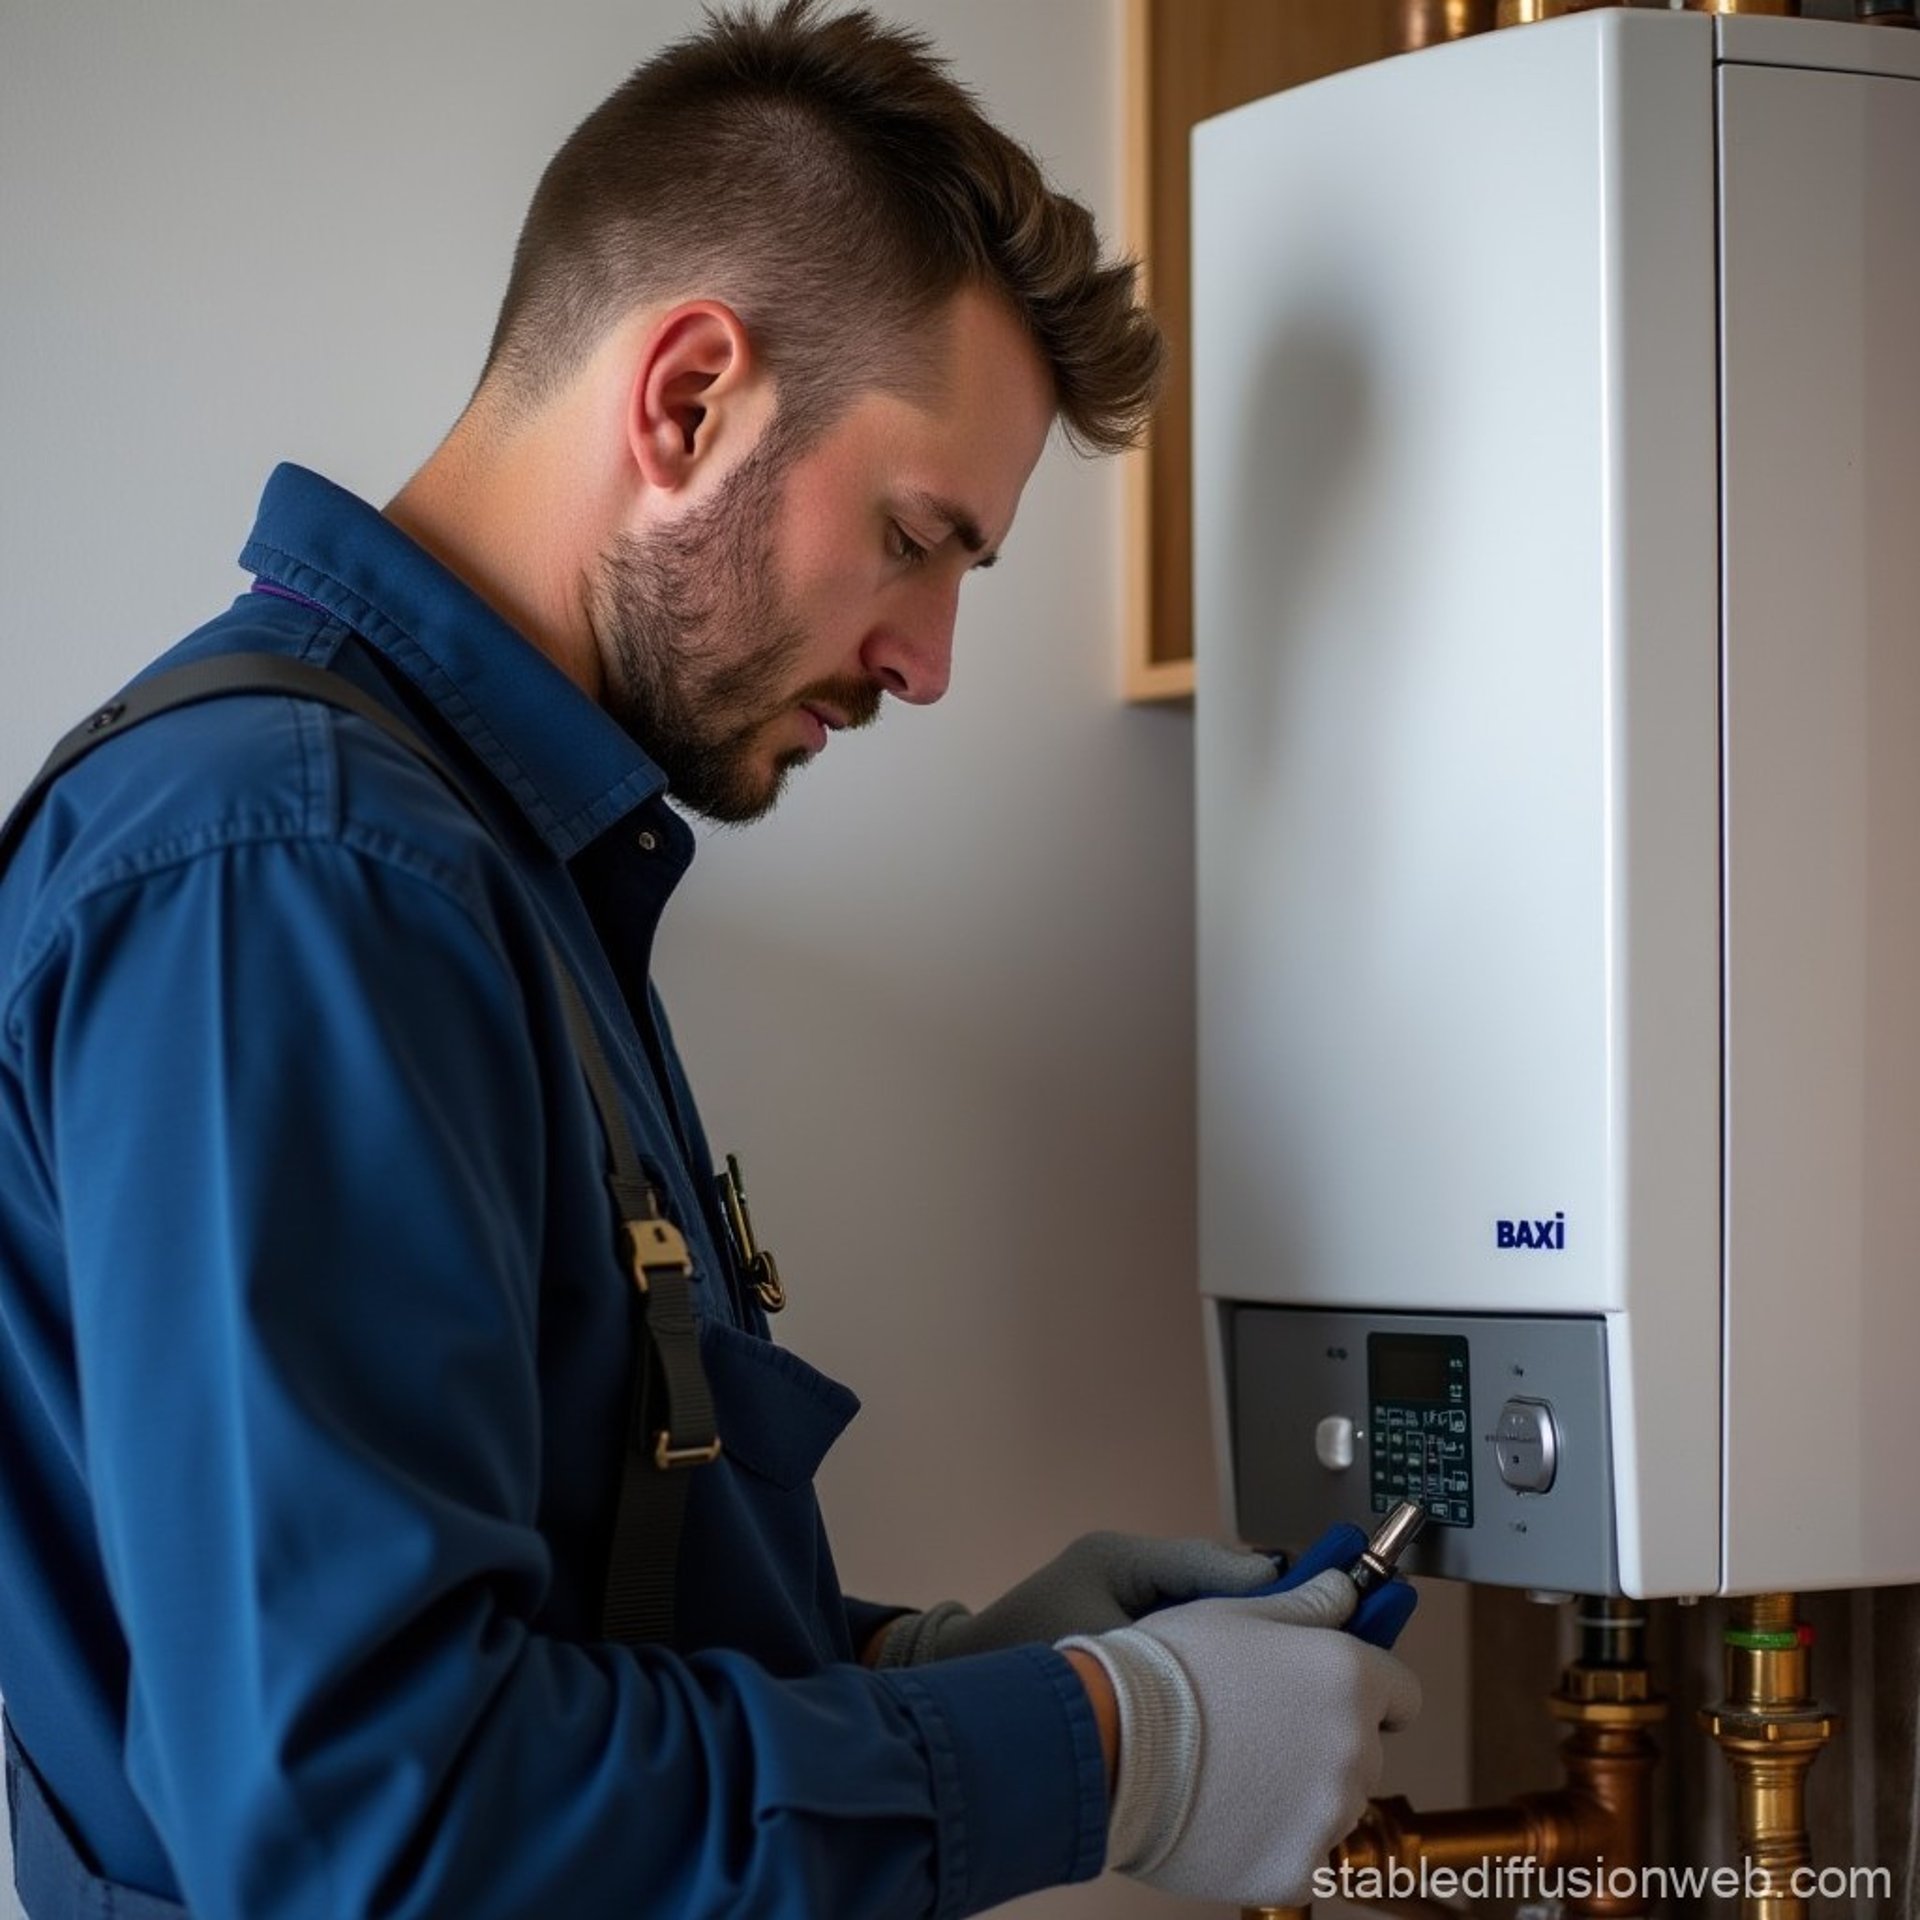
[1314,1857,1893,1904]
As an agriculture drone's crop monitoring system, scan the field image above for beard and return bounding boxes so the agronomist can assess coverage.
[590,436,879,824]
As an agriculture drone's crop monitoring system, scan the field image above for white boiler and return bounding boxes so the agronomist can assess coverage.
[1194,9,1920,1599]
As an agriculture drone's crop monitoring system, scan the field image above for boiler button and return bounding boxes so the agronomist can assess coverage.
[1494,1397,1559,1493]
[1314,1415,1356,1471]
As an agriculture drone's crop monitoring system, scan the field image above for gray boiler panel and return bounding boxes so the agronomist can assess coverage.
[1229,1306,1617,1592]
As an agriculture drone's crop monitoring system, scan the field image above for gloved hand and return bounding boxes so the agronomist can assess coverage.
[871,1531,1278,1667]
[1060,1568,1422,1907]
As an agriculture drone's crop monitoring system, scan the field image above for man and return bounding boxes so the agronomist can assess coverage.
[0,5,1419,1916]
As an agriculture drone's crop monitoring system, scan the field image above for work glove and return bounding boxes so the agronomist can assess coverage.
[871,1531,1278,1667]
[1060,1568,1422,1908]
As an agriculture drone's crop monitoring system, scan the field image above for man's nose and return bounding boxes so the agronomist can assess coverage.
[862,593,958,706]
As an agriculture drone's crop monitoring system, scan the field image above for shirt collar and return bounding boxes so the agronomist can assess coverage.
[239,462,667,860]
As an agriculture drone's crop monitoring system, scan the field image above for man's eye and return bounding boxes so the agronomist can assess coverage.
[888,522,931,567]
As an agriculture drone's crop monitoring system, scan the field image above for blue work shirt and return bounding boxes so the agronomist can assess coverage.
[0,466,1107,1919]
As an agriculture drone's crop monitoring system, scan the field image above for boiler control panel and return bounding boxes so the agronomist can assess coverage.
[1226,1305,1615,1591]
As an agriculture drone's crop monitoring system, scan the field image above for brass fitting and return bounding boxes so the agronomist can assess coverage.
[1698,1595,1837,1919]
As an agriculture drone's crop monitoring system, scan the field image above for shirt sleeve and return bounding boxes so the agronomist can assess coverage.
[28,827,1106,1920]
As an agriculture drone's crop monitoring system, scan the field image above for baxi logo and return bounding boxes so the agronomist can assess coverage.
[1497,1213,1566,1250]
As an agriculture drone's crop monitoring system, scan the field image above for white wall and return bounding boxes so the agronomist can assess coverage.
[0,5,1463,1917]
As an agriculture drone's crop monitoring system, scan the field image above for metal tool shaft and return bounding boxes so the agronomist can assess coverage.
[1350,1499,1427,1595]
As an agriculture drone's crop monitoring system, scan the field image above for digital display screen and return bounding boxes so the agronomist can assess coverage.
[1368,1332,1471,1524]
[1369,1334,1457,1406]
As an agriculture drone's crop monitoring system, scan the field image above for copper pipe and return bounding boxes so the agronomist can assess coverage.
[1336,1794,1537,1872]
[1539,1707,1665,1914]
[1495,0,1644,24]
[1398,0,1496,47]
[1495,1,1806,29]
[1243,1907,1478,1920]
[1248,1596,1664,1920]
[1242,1906,1455,1920]
[1699,1595,1837,1920]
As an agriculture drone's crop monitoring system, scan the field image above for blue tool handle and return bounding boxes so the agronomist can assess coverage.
[1249,1522,1419,1650]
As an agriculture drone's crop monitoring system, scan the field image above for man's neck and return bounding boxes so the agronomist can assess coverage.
[385,411,608,703]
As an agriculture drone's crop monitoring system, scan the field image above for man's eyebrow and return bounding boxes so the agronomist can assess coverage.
[903,489,999,568]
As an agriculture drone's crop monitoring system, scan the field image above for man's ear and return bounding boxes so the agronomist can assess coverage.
[626,301,763,492]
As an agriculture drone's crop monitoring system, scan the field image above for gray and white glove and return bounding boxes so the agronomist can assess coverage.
[1060,1568,1421,1907]
[872,1531,1276,1667]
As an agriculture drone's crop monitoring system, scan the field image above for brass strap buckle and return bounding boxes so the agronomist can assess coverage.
[654,1430,724,1471]
[622,1204,719,1469]
[623,1214,693,1294]
[717,1153,787,1313]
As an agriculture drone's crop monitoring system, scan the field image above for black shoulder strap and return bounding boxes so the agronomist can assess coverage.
[0,652,716,1648]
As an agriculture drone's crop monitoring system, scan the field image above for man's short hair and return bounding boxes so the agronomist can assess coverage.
[481,0,1163,455]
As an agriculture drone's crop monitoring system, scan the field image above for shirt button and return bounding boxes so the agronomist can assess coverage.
[637,829,659,852]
